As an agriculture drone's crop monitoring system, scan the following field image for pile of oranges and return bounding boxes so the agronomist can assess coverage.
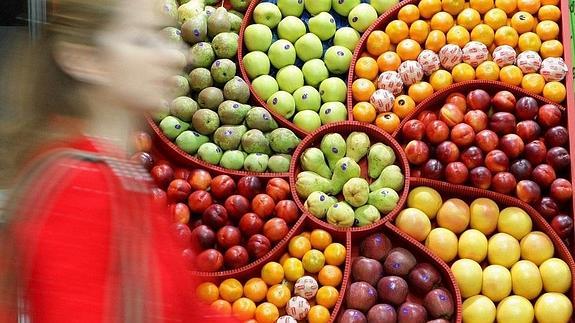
[352,0,567,132]
[195,229,346,323]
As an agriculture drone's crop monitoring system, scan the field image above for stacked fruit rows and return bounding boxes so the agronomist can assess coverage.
[143,0,574,322]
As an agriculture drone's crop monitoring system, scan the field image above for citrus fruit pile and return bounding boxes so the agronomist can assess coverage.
[396,185,573,323]
[195,229,346,323]
[351,0,569,131]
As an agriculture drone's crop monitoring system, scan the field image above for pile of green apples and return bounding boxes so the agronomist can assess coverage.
[295,131,404,227]
[242,0,397,133]
[154,1,301,173]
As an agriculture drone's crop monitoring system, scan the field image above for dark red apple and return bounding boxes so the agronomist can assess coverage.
[451,123,475,147]
[516,120,541,142]
[447,92,467,112]
[524,140,548,165]
[397,302,427,323]
[402,119,426,140]
[485,150,509,172]
[492,90,516,112]
[551,214,574,239]
[246,234,271,259]
[263,218,289,242]
[515,97,539,120]
[439,103,465,127]
[489,112,516,135]
[544,126,569,147]
[550,178,573,203]
[367,304,396,323]
[466,89,491,111]
[202,204,228,230]
[360,233,392,261]
[210,175,236,200]
[405,140,430,165]
[408,263,442,295]
[170,202,190,224]
[464,110,489,132]
[188,169,212,191]
[537,197,559,219]
[191,224,216,250]
[377,276,409,305]
[445,162,469,184]
[418,110,438,127]
[167,179,192,202]
[537,104,562,128]
[532,164,556,188]
[499,134,524,159]
[461,146,484,169]
[252,194,276,219]
[510,159,533,180]
[546,147,570,171]
[188,190,213,214]
[346,282,378,313]
[274,200,299,224]
[238,212,264,237]
[435,141,460,164]
[516,180,542,204]
[340,309,367,323]
[352,257,384,286]
[216,225,242,249]
[384,248,417,276]
[224,194,251,221]
[237,176,263,199]
[195,249,224,272]
[475,130,499,152]
[425,120,450,144]
[266,178,290,202]
[424,288,454,319]
[151,187,168,206]
[182,248,195,270]
[224,245,249,269]
[422,159,444,180]
[173,168,191,181]
[470,166,492,189]
[131,152,154,170]
[133,131,152,152]
[491,172,516,194]
[171,223,192,248]
[151,164,174,189]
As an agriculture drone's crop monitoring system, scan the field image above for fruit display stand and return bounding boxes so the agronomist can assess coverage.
[144,0,575,321]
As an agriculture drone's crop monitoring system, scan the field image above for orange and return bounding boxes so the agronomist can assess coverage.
[471,24,495,46]
[316,286,340,309]
[418,0,442,18]
[398,4,420,24]
[470,0,495,13]
[352,79,376,102]
[425,30,447,51]
[353,102,377,122]
[442,0,466,15]
[536,20,559,40]
[431,12,455,33]
[457,8,482,30]
[255,302,279,323]
[496,0,518,13]
[375,112,401,133]
[408,81,434,103]
[300,231,311,241]
[283,257,305,281]
[386,20,409,44]
[308,305,331,323]
[499,65,524,86]
[531,17,539,31]
[541,0,559,4]
[196,282,220,304]
[324,243,346,266]
[476,61,501,80]
[538,4,560,20]
[447,25,470,47]
[261,262,285,286]
[494,26,519,47]
[232,298,256,321]
[355,57,379,80]
[452,63,476,82]
[303,249,326,273]
[543,81,566,102]
[396,39,422,60]
[289,235,312,259]
[377,51,402,72]
[484,8,508,29]
[517,0,541,14]
[279,252,291,266]
[266,284,291,308]
[211,299,232,315]
[318,265,343,287]
[429,70,454,90]
[219,278,243,303]
[540,39,563,58]
[393,95,417,118]
[521,73,545,94]
[511,12,535,34]
[244,278,268,303]
[518,32,542,52]
[310,229,332,251]
[367,31,391,56]
[410,20,431,44]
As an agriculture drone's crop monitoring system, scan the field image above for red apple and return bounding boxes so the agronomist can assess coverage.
[217,225,242,249]
[133,131,152,152]
[470,166,492,189]
[237,176,263,199]
[421,159,444,180]
[246,234,271,259]
[464,110,488,132]
[405,140,430,165]
[191,224,216,250]
[451,123,476,147]
[188,190,213,214]
[516,180,541,204]
[439,103,465,127]
[418,110,438,127]
[516,120,541,142]
[550,178,573,203]
[170,202,190,224]
[189,218,203,229]
[238,212,264,237]
[266,178,290,202]
[491,172,516,194]
[151,164,174,189]
[531,164,556,188]
[524,140,548,165]
[263,218,289,242]
[461,146,484,169]
[537,104,562,128]
[151,187,168,206]
[171,223,192,249]
[224,195,251,221]
[445,162,469,184]
[167,179,192,202]
[188,169,212,191]
[537,197,559,220]
[475,130,499,152]
[446,92,467,112]
[467,89,491,111]
[402,119,426,141]
[425,120,450,144]
[210,175,236,200]
[551,214,574,239]
[510,159,533,180]
[195,249,224,272]
[411,169,422,177]
[499,134,524,159]
[202,204,228,230]
[252,194,276,219]
[489,112,516,135]
[224,245,249,269]
[275,200,299,224]
[173,169,190,181]
[485,150,509,172]
[546,147,570,171]
[130,152,154,170]
[491,90,516,112]
[515,97,539,120]
[435,141,460,164]
[544,126,569,148]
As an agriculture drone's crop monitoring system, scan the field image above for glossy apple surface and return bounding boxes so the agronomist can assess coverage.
[425,120,450,144]
[275,200,299,224]
[464,110,488,132]
[491,172,516,194]
[418,110,438,127]
[550,178,573,203]
[170,202,190,224]
[246,234,272,259]
[224,194,251,221]
[224,245,249,269]
[470,166,492,189]
[491,90,516,112]
[460,146,484,169]
[537,104,562,128]
[439,103,465,127]
[515,97,539,120]
[524,140,547,165]
[466,89,491,111]
[131,152,154,170]
[516,180,541,204]
[546,147,570,171]
[151,164,174,189]
[263,218,289,242]
[166,179,192,202]
[489,112,516,135]
[196,249,224,272]
[252,194,276,219]
[237,176,263,199]
[510,159,533,180]
[445,162,469,184]
[188,169,212,191]
[537,197,559,220]
[202,204,229,230]
[191,224,216,250]
[484,150,509,172]
[531,164,556,188]
[266,178,291,202]
[435,141,460,164]
[238,212,264,237]
[447,92,467,112]
[544,126,569,148]
[515,120,541,142]
[188,190,213,214]
[402,119,426,141]
[450,123,475,147]
[405,140,430,165]
[421,159,444,180]
[475,130,499,152]
[217,225,242,249]
[499,134,524,159]
[551,214,574,239]
[210,175,236,200]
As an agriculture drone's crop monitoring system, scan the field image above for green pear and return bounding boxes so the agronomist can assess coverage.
[268,154,292,173]
[300,148,332,179]
[267,91,295,119]
[230,0,250,12]
[188,68,213,92]
[175,130,209,154]
[332,0,361,16]
[177,0,204,24]
[181,12,207,44]
[207,7,231,38]
[170,96,198,121]
[229,12,243,33]
[160,116,189,140]
[296,171,335,198]
[220,150,245,170]
[241,129,272,154]
[277,0,305,16]
[213,125,247,150]
[333,27,361,51]
[212,32,239,59]
[320,133,347,169]
[162,27,184,46]
[319,102,348,125]
[245,107,279,132]
[369,165,404,192]
[367,143,396,179]
[210,58,236,84]
[192,109,220,135]
[197,142,223,165]
[244,153,269,173]
[331,157,361,193]
[343,178,369,207]
[204,5,215,16]
[197,87,224,110]
[345,131,370,162]
[223,76,250,103]
[152,101,170,122]
[168,75,190,98]
[188,42,215,69]
[269,128,301,153]
[252,75,279,102]
[308,12,336,41]
[326,201,355,227]
[158,0,178,24]
[304,191,338,219]
[277,16,306,44]
[218,100,251,125]
[354,205,381,227]
[368,188,399,214]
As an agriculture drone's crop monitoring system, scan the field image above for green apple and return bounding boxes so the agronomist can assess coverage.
[294,110,322,132]
[275,65,305,94]
[332,0,361,16]
[348,3,378,32]
[308,12,337,41]
[305,0,331,15]
[242,51,270,79]
[295,33,324,62]
[302,59,329,87]
[323,46,353,74]
[252,75,279,101]
[293,86,322,112]
[229,0,250,12]
[244,24,273,52]
[253,2,282,29]
[320,102,348,124]
[267,39,296,69]
[334,27,361,51]
[277,16,307,43]
[371,0,399,14]
[277,0,305,17]
[319,77,347,103]
[267,91,296,119]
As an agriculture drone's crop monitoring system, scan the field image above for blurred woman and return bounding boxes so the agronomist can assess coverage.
[0,0,237,322]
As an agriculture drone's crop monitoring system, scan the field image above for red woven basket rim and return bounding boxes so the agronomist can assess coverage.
[288,121,411,233]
